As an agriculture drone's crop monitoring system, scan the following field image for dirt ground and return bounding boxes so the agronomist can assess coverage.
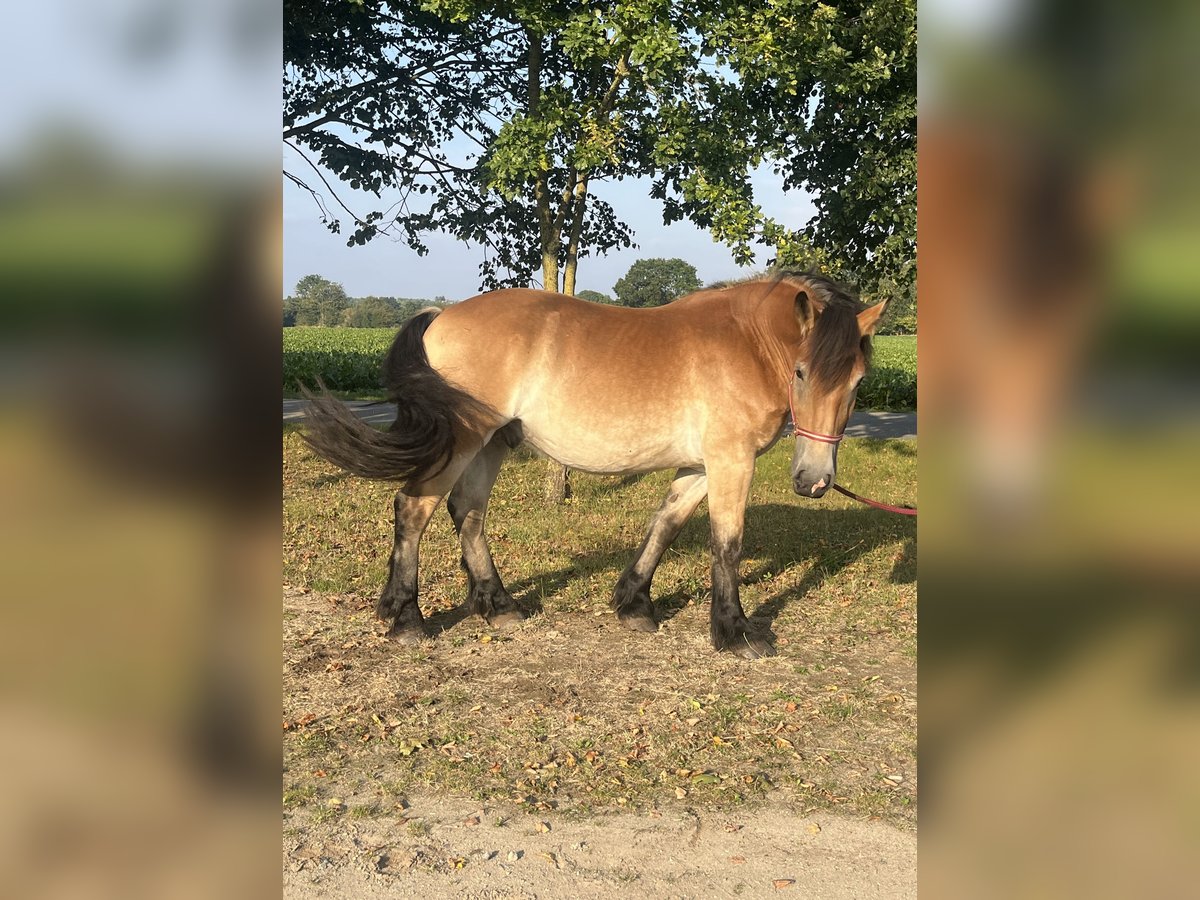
[283,580,916,898]
[283,789,915,898]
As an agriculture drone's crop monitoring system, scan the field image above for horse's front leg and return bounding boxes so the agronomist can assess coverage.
[612,467,708,632]
[705,457,776,659]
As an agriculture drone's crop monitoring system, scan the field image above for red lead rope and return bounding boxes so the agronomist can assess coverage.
[830,483,917,516]
[789,379,917,517]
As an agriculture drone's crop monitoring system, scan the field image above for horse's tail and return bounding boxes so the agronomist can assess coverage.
[300,308,495,483]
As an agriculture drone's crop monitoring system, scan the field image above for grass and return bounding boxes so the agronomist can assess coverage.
[283,429,916,826]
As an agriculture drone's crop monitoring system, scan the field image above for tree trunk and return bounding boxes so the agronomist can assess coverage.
[543,457,572,502]
[562,176,589,296]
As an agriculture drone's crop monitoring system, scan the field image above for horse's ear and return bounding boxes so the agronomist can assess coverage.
[794,289,816,332]
[857,299,889,337]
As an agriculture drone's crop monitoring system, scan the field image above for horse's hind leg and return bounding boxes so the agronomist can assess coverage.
[612,468,708,633]
[378,454,477,643]
[446,427,524,629]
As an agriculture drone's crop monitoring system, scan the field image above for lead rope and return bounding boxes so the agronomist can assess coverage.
[789,378,916,517]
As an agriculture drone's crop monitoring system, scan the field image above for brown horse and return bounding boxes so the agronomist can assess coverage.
[302,271,888,658]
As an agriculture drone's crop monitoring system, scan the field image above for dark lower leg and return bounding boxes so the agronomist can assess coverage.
[447,437,522,626]
[708,532,776,659]
[378,492,441,640]
[705,464,775,659]
[612,469,707,631]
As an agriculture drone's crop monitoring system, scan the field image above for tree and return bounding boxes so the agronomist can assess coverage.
[613,258,701,308]
[576,289,615,305]
[343,296,403,327]
[722,0,917,317]
[284,1,914,303]
[289,274,349,325]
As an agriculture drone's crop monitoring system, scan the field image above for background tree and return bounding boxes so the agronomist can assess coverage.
[613,258,701,308]
[288,274,349,325]
[576,289,615,305]
[342,295,403,327]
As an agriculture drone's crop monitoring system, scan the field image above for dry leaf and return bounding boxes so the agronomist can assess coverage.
[675,787,688,799]
[773,879,796,890]
[805,823,821,835]
[731,856,746,865]
[537,821,551,833]
[463,816,480,827]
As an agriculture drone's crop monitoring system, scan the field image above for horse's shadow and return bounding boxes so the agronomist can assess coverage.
[436,503,915,635]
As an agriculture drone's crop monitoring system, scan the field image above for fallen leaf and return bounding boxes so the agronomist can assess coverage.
[773,879,796,890]
[463,816,480,827]
[805,823,821,835]
[731,856,746,865]
[537,821,551,833]
[675,787,688,799]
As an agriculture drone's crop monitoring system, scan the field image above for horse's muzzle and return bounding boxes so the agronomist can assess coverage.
[793,474,831,498]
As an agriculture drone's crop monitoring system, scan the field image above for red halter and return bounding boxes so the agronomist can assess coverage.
[788,378,846,444]
[788,376,916,516]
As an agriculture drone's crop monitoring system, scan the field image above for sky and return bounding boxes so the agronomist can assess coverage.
[283,150,818,301]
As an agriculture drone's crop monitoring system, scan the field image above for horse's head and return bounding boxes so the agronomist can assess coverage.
[789,286,889,498]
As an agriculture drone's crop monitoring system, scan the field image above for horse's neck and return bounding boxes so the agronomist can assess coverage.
[734,288,803,387]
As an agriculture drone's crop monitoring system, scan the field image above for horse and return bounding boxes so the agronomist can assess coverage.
[301,271,888,659]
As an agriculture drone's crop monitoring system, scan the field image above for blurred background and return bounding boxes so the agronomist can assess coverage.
[920,0,1200,896]
[0,1,280,896]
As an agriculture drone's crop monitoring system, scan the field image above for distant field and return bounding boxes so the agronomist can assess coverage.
[284,327,916,411]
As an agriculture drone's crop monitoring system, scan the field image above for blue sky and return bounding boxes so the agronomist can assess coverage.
[283,148,818,301]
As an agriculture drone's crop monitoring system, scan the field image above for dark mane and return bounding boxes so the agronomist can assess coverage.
[713,268,869,390]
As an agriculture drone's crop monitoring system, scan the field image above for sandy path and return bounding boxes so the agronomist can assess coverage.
[284,792,915,899]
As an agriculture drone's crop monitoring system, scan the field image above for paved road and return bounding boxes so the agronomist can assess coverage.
[285,399,915,439]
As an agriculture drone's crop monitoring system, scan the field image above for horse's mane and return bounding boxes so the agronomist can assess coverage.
[709,268,869,390]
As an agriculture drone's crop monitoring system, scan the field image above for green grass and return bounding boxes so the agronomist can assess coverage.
[283,328,917,411]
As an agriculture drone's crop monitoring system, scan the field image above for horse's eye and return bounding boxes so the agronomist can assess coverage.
[794,368,805,381]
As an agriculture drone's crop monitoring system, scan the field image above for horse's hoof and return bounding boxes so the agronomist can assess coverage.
[618,611,659,633]
[487,609,527,630]
[388,625,429,645]
[729,634,777,659]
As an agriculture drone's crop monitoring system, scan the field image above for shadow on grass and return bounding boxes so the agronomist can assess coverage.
[462,503,916,635]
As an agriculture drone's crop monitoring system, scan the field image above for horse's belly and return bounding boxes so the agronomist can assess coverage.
[520,422,699,475]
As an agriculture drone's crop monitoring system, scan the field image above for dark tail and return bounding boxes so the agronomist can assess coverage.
[300,309,495,483]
